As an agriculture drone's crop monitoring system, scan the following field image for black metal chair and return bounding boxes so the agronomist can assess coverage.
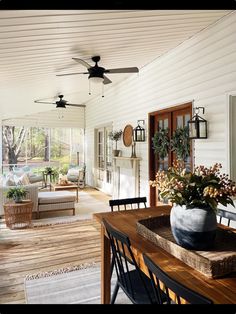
[109,197,147,212]
[143,253,213,304]
[102,218,166,304]
[217,208,236,227]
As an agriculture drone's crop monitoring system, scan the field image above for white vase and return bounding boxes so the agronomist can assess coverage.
[170,205,217,250]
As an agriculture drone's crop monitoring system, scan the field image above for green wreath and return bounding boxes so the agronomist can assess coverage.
[171,126,190,161]
[152,128,170,159]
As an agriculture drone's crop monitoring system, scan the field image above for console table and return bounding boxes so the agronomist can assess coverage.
[113,156,141,198]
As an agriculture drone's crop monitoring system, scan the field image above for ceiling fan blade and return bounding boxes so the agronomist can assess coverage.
[72,58,91,69]
[103,75,112,85]
[105,67,139,74]
[34,100,56,104]
[56,72,89,77]
[66,103,86,108]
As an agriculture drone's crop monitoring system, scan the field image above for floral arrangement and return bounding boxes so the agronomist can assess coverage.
[109,130,123,150]
[150,161,236,211]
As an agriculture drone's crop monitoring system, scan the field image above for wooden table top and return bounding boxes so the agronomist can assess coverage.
[94,206,236,304]
[51,183,78,188]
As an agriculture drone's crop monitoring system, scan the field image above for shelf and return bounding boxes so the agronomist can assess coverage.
[113,156,141,170]
[113,156,141,160]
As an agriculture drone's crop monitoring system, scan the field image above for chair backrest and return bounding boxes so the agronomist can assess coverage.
[143,254,213,304]
[109,197,147,212]
[102,218,153,303]
[217,208,236,227]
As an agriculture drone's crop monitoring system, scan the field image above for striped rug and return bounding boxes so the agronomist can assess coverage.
[24,263,131,304]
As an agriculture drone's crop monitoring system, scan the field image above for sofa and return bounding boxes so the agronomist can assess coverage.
[12,166,45,186]
[0,169,77,219]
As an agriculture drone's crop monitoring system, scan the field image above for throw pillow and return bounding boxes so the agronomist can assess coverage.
[13,168,24,177]
[5,172,16,186]
[14,173,30,185]
[67,168,80,176]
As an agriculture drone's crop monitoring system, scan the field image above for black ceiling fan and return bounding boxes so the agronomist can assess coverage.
[34,95,86,108]
[56,56,139,84]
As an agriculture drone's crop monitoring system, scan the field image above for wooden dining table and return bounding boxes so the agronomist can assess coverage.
[93,205,236,304]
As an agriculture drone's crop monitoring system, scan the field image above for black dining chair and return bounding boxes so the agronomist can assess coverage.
[102,218,166,304]
[143,253,213,304]
[217,208,236,227]
[109,196,147,277]
[109,197,147,212]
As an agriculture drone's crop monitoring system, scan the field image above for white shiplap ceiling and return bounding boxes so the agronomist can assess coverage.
[0,9,233,126]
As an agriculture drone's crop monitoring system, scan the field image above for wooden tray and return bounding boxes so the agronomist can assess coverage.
[136,215,236,278]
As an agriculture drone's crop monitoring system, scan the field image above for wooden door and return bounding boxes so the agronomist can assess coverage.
[149,102,192,206]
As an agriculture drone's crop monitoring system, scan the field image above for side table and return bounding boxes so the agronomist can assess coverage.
[4,200,33,229]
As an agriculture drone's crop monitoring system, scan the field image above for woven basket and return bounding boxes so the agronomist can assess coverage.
[4,201,33,229]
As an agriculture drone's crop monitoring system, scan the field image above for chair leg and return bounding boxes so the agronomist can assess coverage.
[111,282,119,304]
[110,256,115,278]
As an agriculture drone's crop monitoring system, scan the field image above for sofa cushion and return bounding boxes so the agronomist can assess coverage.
[38,191,76,204]
[38,202,75,212]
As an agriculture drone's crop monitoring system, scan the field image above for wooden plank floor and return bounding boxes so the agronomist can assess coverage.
[0,218,101,304]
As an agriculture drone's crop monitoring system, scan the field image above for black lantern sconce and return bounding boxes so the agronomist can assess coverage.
[188,107,207,139]
[133,120,146,142]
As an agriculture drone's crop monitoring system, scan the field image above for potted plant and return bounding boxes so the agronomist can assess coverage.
[6,186,28,203]
[150,162,236,250]
[109,130,123,157]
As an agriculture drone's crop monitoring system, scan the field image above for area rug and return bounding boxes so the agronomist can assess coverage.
[32,190,110,227]
[24,263,131,304]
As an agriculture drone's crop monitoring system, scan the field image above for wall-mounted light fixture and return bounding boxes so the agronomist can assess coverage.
[188,107,207,139]
[133,120,146,142]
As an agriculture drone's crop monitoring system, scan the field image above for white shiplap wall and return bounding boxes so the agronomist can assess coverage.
[85,11,236,201]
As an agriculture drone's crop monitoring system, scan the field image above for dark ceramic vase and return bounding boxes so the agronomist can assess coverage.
[13,196,23,203]
[170,205,217,250]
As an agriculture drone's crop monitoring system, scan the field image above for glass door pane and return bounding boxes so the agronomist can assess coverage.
[95,126,113,195]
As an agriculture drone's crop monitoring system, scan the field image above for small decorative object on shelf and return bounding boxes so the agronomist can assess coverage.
[123,124,133,147]
[131,141,137,158]
[150,161,236,250]
[109,129,123,157]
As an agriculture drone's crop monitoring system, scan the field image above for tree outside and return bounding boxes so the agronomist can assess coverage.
[2,126,84,172]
